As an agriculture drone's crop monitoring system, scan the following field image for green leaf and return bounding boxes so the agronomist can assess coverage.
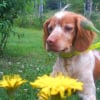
[80,20,100,34]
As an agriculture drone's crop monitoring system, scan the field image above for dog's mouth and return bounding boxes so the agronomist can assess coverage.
[47,47,60,52]
[61,48,69,52]
[47,46,69,53]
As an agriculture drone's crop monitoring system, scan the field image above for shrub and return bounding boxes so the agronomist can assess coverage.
[14,15,46,29]
[0,0,31,54]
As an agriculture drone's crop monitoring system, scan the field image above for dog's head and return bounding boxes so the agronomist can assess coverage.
[43,11,95,53]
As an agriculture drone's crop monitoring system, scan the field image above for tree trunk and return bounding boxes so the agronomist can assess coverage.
[84,0,93,18]
[59,0,62,9]
[34,0,39,17]
[39,0,43,18]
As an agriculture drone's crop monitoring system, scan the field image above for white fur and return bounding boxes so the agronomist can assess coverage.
[54,25,62,32]
[93,50,100,61]
[47,25,62,40]
[51,51,96,100]
[55,11,65,19]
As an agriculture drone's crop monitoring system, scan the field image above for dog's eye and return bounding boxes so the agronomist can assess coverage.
[64,26,73,31]
[48,26,53,33]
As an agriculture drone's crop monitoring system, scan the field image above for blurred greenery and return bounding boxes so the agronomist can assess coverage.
[0,0,100,100]
[0,0,32,52]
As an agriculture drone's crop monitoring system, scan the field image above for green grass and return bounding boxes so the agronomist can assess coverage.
[0,27,56,100]
[0,27,100,100]
[5,27,43,56]
[0,27,57,79]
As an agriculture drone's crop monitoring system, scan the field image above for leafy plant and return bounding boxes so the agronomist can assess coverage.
[0,0,32,54]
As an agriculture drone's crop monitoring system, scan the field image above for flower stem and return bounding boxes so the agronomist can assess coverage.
[50,95,66,100]
[7,90,15,100]
[9,95,15,100]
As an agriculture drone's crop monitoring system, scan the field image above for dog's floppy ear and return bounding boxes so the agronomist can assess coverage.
[73,15,96,52]
[43,18,51,47]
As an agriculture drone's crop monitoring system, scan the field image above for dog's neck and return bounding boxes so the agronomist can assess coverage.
[59,42,100,58]
[59,50,80,58]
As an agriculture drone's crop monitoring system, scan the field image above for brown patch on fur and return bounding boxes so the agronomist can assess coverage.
[43,18,51,47]
[73,15,96,52]
[94,57,100,80]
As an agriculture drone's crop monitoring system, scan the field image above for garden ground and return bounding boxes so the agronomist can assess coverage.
[0,27,100,100]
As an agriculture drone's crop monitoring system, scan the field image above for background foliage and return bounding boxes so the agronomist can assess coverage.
[0,0,100,53]
[0,0,32,53]
[0,0,100,100]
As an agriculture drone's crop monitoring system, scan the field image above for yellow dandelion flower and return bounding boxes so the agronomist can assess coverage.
[0,74,27,93]
[0,74,27,99]
[30,74,83,100]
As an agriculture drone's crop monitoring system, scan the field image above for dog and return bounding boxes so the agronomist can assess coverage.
[43,11,100,100]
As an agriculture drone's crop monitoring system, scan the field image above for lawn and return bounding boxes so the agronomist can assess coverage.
[0,27,100,100]
[0,27,55,100]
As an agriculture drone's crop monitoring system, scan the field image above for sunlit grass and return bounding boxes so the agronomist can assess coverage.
[0,27,55,100]
[5,27,43,56]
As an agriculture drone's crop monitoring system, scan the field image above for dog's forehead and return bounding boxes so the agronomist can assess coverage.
[49,11,76,26]
[54,11,66,19]
[54,11,74,18]
[54,11,75,23]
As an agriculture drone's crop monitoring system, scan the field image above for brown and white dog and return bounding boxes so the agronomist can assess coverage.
[43,11,100,100]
